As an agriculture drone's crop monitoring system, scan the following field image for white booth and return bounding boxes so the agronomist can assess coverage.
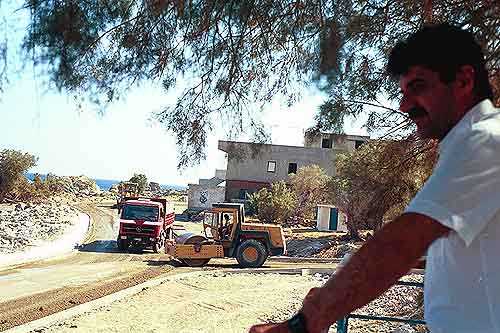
[316,204,348,232]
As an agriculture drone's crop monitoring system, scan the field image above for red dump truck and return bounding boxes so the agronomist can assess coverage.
[117,198,175,253]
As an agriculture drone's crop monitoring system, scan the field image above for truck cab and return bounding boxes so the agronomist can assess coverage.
[117,198,174,253]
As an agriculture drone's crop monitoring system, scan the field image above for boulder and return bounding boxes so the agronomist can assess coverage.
[149,182,161,192]
[15,203,27,211]
[392,324,417,333]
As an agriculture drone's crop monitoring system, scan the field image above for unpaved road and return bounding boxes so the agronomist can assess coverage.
[0,203,181,331]
[0,203,338,332]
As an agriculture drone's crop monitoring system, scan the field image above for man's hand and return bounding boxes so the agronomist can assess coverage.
[248,321,290,333]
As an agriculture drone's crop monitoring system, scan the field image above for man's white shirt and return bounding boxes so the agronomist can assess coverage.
[406,99,500,333]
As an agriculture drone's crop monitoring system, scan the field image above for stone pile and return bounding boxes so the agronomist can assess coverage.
[142,189,187,199]
[316,242,361,259]
[44,175,116,203]
[0,203,80,254]
[53,175,101,197]
[108,184,187,200]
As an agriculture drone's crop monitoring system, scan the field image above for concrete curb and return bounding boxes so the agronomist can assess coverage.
[0,212,91,270]
[268,256,342,264]
[5,267,337,333]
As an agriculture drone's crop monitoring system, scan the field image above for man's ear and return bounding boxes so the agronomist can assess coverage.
[453,65,475,97]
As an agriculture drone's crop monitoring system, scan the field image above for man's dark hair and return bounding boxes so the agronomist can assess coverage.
[387,23,493,101]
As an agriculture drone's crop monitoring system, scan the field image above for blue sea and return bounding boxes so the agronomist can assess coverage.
[25,173,187,191]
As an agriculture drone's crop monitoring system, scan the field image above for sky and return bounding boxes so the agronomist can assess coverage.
[0,5,368,187]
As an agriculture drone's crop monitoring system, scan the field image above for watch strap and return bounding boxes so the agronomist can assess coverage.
[287,312,308,333]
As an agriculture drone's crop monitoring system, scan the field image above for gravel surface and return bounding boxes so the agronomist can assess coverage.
[38,272,426,333]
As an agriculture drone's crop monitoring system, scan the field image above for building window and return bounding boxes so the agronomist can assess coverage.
[322,138,332,148]
[288,162,298,174]
[238,189,250,200]
[355,140,366,149]
[267,161,276,173]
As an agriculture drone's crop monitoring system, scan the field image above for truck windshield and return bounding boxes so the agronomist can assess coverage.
[121,205,159,221]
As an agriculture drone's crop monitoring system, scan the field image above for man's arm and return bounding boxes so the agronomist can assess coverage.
[250,213,450,333]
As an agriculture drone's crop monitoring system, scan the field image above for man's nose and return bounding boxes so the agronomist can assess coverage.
[399,95,415,114]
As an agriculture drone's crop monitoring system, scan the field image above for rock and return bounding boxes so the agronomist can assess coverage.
[392,324,417,333]
[109,184,119,193]
[15,203,27,211]
[149,182,161,192]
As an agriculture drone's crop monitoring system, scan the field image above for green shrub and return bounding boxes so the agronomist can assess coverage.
[0,149,37,201]
[248,181,297,225]
[129,173,148,193]
[290,165,331,220]
[44,173,65,193]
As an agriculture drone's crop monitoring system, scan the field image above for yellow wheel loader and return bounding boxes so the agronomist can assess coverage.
[165,203,286,268]
[115,182,139,211]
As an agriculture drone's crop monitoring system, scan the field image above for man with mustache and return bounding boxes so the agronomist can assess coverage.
[250,23,498,333]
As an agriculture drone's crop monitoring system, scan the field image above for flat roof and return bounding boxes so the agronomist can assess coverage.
[218,140,306,151]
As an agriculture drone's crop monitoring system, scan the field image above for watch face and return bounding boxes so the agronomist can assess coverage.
[288,313,307,333]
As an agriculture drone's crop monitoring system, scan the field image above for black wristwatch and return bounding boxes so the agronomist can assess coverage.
[287,312,308,333]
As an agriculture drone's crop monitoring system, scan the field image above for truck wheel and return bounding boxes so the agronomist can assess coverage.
[236,239,268,268]
[117,238,128,251]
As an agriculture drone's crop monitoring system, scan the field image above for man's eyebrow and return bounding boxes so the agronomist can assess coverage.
[405,78,426,91]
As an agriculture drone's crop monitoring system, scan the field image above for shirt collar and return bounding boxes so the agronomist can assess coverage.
[439,99,496,149]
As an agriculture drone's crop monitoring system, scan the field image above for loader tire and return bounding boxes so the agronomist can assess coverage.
[236,239,268,268]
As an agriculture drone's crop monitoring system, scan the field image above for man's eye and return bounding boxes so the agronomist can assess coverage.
[411,82,426,94]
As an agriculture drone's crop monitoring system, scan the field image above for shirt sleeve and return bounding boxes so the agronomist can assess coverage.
[406,128,500,246]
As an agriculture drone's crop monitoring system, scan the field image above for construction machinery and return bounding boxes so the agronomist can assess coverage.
[116,181,139,211]
[117,198,175,253]
[165,203,286,268]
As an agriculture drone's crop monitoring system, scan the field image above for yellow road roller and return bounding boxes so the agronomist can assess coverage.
[165,203,286,268]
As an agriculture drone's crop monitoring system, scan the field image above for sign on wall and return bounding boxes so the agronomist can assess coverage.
[199,190,208,204]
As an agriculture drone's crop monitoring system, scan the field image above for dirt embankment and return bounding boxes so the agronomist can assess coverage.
[0,203,80,253]
[285,229,365,259]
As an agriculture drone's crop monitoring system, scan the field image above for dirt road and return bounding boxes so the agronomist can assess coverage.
[0,203,180,331]
[0,203,339,332]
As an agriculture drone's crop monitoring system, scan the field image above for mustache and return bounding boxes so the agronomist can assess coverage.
[407,107,428,118]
